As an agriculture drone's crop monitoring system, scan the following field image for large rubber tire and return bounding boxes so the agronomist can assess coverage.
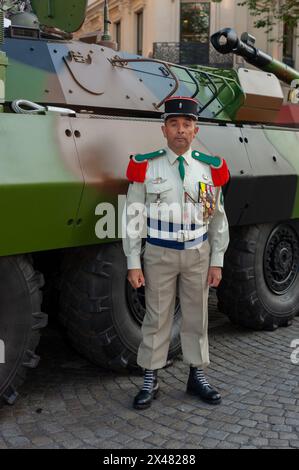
[58,243,181,370]
[0,255,47,405]
[218,222,299,330]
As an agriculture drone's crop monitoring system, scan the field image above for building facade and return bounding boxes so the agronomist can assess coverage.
[77,0,299,69]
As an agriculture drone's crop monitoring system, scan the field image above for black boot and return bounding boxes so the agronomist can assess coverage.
[133,369,159,410]
[186,367,221,405]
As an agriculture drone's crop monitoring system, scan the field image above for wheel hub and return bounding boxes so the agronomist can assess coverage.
[264,225,299,295]
[126,285,146,326]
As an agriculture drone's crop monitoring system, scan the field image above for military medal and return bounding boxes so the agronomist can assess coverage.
[199,182,216,222]
[199,182,206,204]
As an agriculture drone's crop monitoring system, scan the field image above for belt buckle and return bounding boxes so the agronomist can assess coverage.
[183,229,196,242]
[177,230,185,243]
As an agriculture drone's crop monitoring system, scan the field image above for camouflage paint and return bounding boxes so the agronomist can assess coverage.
[264,128,299,218]
[1,38,243,119]
[0,28,298,255]
[1,112,298,256]
[0,113,83,255]
[0,51,8,112]
[31,0,88,33]
[3,39,64,104]
[211,28,299,86]
[187,66,245,120]
[259,60,299,86]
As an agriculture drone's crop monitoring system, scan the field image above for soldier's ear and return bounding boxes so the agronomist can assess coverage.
[194,126,199,136]
[161,125,167,138]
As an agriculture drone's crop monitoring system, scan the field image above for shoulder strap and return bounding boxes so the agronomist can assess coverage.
[134,149,166,162]
[192,150,222,167]
[192,150,229,187]
[126,149,166,183]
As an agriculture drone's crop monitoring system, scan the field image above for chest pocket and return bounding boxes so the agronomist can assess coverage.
[145,180,172,204]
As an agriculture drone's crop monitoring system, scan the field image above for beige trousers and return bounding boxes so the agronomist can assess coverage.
[137,240,210,370]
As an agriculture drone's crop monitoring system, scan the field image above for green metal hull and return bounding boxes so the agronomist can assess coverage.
[0,113,298,256]
[1,8,299,405]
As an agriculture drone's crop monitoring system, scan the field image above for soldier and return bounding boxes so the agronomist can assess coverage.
[122,96,230,410]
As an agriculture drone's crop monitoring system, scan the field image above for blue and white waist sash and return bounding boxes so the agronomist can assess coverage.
[147,218,207,250]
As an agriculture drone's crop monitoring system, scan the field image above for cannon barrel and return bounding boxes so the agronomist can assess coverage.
[211,27,299,85]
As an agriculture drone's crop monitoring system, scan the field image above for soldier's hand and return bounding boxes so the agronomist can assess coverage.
[127,269,145,289]
[208,267,222,288]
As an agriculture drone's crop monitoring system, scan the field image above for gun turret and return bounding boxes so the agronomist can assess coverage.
[30,0,88,33]
[211,28,299,85]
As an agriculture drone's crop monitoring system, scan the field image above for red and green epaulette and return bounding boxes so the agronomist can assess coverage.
[126,149,166,183]
[192,150,230,187]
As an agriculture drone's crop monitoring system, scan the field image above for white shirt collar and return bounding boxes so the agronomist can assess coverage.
[166,146,192,166]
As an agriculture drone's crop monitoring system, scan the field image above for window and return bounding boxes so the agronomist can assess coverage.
[179,1,210,65]
[283,21,295,68]
[115,21,121,50]
[180,0,210,44]
[136,10,143,56]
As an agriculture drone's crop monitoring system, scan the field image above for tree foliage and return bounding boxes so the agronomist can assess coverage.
[0,1,32,16]
[236,0,298,35]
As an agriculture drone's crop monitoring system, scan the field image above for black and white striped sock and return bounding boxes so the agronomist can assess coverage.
[191,367,210,386]
[142,369,156,392]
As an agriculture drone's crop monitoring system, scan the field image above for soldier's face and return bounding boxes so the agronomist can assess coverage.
[162,116,199,153]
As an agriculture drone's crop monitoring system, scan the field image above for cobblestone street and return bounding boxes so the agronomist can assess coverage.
[0,292,298,449]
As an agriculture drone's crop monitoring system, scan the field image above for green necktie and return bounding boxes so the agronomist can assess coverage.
[177,155,185,181]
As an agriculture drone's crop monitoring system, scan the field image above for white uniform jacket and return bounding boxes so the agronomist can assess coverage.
[123,146,229,270]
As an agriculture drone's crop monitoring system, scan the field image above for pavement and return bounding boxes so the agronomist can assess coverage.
[0,291,298,449]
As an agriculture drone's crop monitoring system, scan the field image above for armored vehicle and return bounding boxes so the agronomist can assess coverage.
[0,1,299,404]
